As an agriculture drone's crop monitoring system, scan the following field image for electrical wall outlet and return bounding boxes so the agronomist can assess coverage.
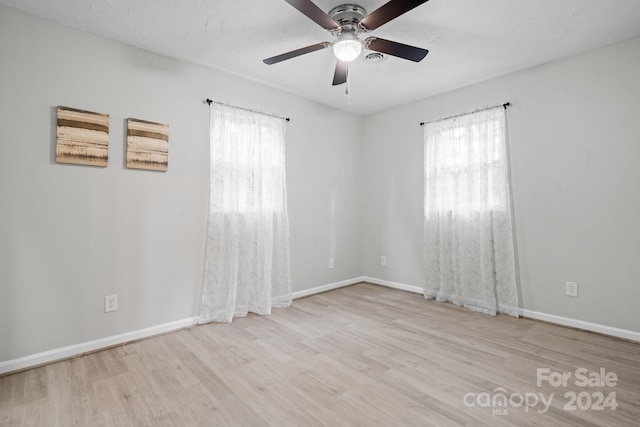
[381,256,387,266]
[329,258,335,269]
[565,282,578,298]
[105,294,118,312]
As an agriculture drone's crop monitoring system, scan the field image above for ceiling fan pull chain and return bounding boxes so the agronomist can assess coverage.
[346,61,351,105]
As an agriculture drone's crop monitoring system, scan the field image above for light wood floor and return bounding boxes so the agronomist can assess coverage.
[1,283,639,426]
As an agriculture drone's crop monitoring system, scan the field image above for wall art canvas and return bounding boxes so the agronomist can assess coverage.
[56,106,109,167]
[126,118,169,171]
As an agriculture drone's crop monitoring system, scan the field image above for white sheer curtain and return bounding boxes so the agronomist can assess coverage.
[423,106,519,317]
[199,103,292,324]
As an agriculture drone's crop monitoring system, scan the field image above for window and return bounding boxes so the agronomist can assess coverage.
[424,107,508,217]
[210,108,286,214]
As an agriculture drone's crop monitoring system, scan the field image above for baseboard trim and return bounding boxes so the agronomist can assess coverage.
[520,309,640,342]
[2,277,365,376]
[1,279,365,376]
[364,276,639,343]
[0,317,199,376]
[363,276,423,295]
[4,278,637,375]
[292,277,365,299]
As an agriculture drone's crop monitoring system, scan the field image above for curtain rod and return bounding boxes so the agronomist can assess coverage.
[419,102,511,126]
[204,99,290,122]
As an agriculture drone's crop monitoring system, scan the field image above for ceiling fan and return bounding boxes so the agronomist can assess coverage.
[263,0,431,86]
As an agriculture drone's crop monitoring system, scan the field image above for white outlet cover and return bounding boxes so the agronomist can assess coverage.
[565,282,578,298]
[105,295,118,312]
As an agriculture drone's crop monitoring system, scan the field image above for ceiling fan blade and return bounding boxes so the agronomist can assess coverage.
[365,37,429,62]
[263,42,331,65]
[284,0,340,31]
[332,60,348,86]
[360,0,430,31]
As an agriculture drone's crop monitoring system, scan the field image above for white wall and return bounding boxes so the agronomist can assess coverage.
[363,36,640,333]
[0,6,363,362]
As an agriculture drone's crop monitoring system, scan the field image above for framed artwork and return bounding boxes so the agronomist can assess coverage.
[56,106,109,167]
[126,118,169,171]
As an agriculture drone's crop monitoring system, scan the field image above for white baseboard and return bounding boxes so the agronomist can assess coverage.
[364,276,639,342]
[0,317,199,376]
[2,278,364,376]
[363,276,423,294]
[1,279,363,376]
[292,277,365,299]
[5,278,637,376]
[520,309,640,342]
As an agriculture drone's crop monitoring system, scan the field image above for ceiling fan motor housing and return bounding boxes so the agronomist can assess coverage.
[329,4,368,35]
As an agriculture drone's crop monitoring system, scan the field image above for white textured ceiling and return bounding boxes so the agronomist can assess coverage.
[3,0,640,114]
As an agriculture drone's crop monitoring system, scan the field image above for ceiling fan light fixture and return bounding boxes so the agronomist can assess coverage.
[333,34,362,62]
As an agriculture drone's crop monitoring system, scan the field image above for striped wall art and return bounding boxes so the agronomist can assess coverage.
[126,118,169,171]
[56,106,109,167]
